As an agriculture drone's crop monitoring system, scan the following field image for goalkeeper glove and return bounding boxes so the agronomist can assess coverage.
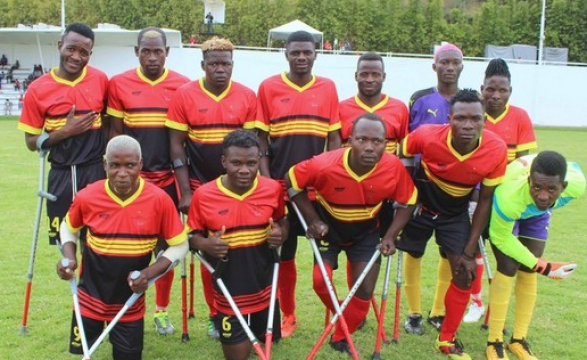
[533,258,577,280]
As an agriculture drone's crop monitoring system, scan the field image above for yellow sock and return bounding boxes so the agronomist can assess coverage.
[403,254,422,315]
[488,272,514,342]
[513,271,537,339]
[430,257,451,317]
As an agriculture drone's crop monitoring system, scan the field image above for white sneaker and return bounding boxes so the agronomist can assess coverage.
[463,302,485,323]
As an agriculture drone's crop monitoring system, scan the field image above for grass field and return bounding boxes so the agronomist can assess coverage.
[1,117,586,360]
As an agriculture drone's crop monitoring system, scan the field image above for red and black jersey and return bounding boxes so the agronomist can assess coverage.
[402,124,507,215]
[17,66,108,167]
[254,73,341,182]
[187,176,286,315]
[289,148,417,243]
[107,67,189,187]
[166,78,256,186]
[485,104,537,162]
[339,95,409,153]
[65,178,185,322]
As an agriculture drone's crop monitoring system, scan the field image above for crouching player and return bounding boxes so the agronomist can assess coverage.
[187,130,288,360]
[285,113,417,354]
[56,135,188,360]
[485,151,586,360]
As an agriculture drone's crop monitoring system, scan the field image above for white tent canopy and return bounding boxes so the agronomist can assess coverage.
[267,19,323,49]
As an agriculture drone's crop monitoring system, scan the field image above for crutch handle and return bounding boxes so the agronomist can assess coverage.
[38,190,57,202]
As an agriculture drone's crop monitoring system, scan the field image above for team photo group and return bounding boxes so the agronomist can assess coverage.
[16,21,585,360]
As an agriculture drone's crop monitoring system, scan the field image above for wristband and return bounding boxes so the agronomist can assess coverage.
[172,158,185,169]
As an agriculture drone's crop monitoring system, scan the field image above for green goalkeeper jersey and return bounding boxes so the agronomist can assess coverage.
[489,155,586,268]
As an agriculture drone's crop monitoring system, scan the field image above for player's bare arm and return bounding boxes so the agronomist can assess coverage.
[327,129,342,150]
[168,128,191,213]
[190,227,229,258]
[256,129,271,176]
[380,204,416,256]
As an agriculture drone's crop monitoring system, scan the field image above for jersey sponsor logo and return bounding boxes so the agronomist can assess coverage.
[199,108,208,113]
[334,187,345,192]
[280,98,290,103]
[218,209,229,215]
[99,212,110,219]
[427,108,439,117]
[132,91,142,96]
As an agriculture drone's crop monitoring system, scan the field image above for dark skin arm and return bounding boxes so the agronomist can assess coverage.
[169,128,191,214]
[257,129,271,177]
[108,115,124,139]
[396,139,415,175]
[380,205,416,256]
[327,129,342,150]
[25,106,98,151]
[284,173,328,239]
[268,217,289,249]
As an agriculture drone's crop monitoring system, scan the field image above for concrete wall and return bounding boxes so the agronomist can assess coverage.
[3,43,587,127]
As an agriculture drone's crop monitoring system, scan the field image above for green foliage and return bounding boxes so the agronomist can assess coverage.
[2,0,587,61]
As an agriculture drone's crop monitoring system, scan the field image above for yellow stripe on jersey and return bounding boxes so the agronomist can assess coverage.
[106,106,124,118]
[17,122,43,135]
[217,228,268,249]
[123,112,168,128]
[316,194,382,222]
[251,120,270,132]
[482,175,504,187]
[44,114,102,132]
[87,234,157,256]
[421,161,473,198]
[516,141,537,152]
[386,141,398,154]
[270,120,329,138]
[165,119,189,132]
[166,228,187,247]
[188,127,241,144]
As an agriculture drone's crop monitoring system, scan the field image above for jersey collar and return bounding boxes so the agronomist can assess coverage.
[216,176,258,201]
[136,66,169,86]
[50,66,87,86]
[199,77,232,102]
[343,147,378,182]
[486,104,510,124]
[281,72,316,92]
[354,94,389,112]
[105,177,145,207]
[447,129,481,162]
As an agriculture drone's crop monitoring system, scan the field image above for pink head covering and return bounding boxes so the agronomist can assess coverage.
[434,43,463,62]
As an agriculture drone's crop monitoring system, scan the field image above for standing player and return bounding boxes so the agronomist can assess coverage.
[485,152,585,360]
[462,58,538,323]
[188,130,288,360]
[56,135,188,360]
[339,52,408,154]
[394,89,508,359]
[166,37,257,338]
[107,27,190,335]
[254,30,342,338]
[404,43,465,332]
[285,114,417,354]
[17,22,108,246]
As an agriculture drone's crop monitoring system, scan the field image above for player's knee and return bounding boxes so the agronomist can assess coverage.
[496,261,519,277]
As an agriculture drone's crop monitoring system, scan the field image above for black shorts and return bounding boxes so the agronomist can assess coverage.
[215,304,281,345]
[317,230,381,270]
[396,209,470,257]
[281,202,307,261]
[47,162,105,245]
[69,313,143,356]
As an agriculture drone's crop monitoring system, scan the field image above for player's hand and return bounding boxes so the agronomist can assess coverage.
[56,258,77,280]
[62,106,98,137]
[202,226,229,259]
[533,258,577,280]
[128,270,149,293]
[307,220,328,240]
[380,237,397,256]
[178,191,192,215]
[267,218,283,248]
[456,255,477,286]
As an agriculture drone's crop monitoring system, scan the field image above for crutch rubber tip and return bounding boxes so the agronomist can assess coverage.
[372,352,381,360]
[19,326,28,336]
[188,312,195,318]
[481,324,488,330]
[383,339,392,345]
[181,333,190,343]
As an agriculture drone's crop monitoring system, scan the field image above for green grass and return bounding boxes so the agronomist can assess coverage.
[1,117,586,359]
